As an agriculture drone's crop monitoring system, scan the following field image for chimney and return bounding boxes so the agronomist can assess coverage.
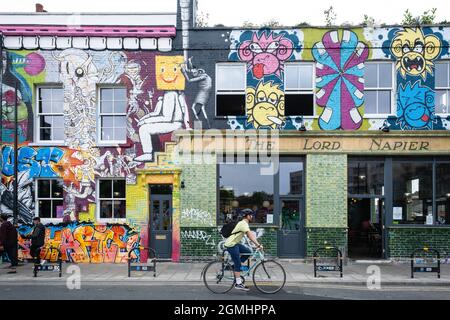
[35,3,47,12]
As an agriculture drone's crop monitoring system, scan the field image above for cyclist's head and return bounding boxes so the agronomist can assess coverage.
[241,209,255,221]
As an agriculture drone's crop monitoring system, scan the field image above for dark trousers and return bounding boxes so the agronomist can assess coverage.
[226,244,252,272]
[30,245,42,265]
[5,244,18,267]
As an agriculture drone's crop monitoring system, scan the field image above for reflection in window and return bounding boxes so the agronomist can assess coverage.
[436,163,450,225]
[98,179,126,219]
[279,162,303,195]
[348,161,384,195]
[219,163,274,224]
[36,179,64,218]
[393,162,433,225]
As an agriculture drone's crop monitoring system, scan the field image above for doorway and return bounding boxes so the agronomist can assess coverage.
[278,198,305,257]
[149,184,173,259]
[347,197,385,259]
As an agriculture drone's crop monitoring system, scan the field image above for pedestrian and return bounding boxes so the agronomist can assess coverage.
[22,217,46,265]
[0,213,19,274]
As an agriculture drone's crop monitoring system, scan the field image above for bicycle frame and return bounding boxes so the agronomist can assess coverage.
[222,248,265,278]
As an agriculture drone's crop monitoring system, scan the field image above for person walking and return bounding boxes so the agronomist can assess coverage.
[22,217,46,265]
[0,214,19,273]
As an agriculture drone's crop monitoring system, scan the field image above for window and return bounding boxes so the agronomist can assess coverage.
[392,161,433,225]
[279,161,304,196]
[364,62,394,115]
[98,179,126,219]
[36,179,64,219]
[284,63,315,116]
[219,163,274,224]
[348,160,384,195]
[36,87,64,142]
[99,87,127,143]
[436,163,450,225]
[216,63,246,116]
[435,62,450,114]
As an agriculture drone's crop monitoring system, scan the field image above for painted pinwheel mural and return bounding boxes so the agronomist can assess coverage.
[312,30,369,130]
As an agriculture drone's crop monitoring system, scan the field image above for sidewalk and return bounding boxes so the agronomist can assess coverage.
[0,260,449,286]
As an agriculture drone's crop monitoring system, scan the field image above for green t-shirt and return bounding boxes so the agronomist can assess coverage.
[224,220,250,248]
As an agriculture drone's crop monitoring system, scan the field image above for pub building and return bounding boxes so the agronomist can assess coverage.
[0,0,449,263]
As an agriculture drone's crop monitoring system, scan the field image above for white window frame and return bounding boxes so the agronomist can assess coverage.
[34,85,64,145]
[363,61,396,118]
[35,178,64,224]
[435,60,450,116]
[215,63,247,118]
[97,86,127,146]
[96,178,127,223]
[284,62,316,118]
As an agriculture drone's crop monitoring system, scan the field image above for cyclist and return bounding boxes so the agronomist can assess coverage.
[224,208,263,291]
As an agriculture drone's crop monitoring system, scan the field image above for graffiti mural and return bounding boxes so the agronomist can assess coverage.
[312,30,369,130]
[17,222,140,263]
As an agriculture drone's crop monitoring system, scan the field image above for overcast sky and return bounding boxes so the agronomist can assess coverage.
[1,0,449,26]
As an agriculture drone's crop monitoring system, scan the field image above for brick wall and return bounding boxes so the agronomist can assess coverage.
[306,227,348,257]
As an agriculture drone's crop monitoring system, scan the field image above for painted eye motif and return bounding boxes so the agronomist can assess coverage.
[402,44,411,54]
[266,42,280,53]
[413,42,424,53]
[161,67,165,73]
[75,67,84,78]
[268,93,278,105]
[257,92,267,102]
[249,43,263,54]
[173,67,177,72]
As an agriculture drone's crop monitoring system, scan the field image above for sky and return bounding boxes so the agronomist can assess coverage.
[0,0,449,26]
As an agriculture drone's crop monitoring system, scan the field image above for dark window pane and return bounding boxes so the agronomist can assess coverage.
[392,162,433,225]
[436,163,450,225]
[285,94,314,116]
[219,163,274,225]
[113,200,126,219]
[281,200,301,231]
[40,116,52,128]
[113,180,126,198]
[39,88,52,103]
[348,161,384,195]
[280,162,304,195]
[52,200,64,219]
[38,180,51,198]
[216,94,245,116]
[38,200,51,218]
[40,129,51,141]
[99,180,112,198]
[52,180,64,198]
[100,200,113,219]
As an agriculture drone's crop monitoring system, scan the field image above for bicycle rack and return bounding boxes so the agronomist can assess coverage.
[410,247,440,279]
[33,246,62,278]
[128,247,157,277]
[313,246,343,278]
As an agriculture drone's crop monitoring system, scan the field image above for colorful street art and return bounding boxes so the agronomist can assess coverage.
[17,222,140,263]
[312,30,369,130]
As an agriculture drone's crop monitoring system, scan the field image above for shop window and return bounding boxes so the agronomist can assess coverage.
[436,163,450,225]
[219,163,274,224]
[348,160,384,195]
[364,62,394,115]
[98,87,127,143]
[98,179,126,219]
[284,63,314,116]
[36,86,64,143]
[435,61,450,114]
[216,63,246,116]
[392,161,433,225]
[279,161,304,196]
[36,179,64,218]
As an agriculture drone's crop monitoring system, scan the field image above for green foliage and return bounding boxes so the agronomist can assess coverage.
[324,6,337,26]
[402,8,437,25]
[195,11,210,27]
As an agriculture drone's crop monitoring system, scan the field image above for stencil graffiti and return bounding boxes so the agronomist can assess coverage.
[312,30,369,130]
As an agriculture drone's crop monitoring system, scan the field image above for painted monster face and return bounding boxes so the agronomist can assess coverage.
[155,56,185,90]
[404,102,431,129]
[247,81,285,129]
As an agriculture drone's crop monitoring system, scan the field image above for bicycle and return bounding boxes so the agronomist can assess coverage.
[202,247,286,294]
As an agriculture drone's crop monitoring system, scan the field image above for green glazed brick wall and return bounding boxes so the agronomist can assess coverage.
[388,227,450,258]
[306,227,348,257]
[180,162,217,227]
[306,154,347,228]
[180,227,278,260]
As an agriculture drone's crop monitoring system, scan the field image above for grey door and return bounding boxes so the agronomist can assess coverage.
[278,198,304,257]
[150,195,172,259]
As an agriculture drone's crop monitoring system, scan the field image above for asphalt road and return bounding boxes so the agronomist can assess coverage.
[1,282,450,300]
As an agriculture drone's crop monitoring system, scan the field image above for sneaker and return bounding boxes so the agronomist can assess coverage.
[234,283,250,291]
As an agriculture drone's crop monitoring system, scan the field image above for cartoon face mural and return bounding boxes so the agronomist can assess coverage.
[247,81,285,129]
[312,30,369,130]
[237,30,295,79]
[391,28,441,80]
[155,55,186,90]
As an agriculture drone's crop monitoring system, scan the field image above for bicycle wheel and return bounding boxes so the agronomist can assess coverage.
[203,260,235,294]
[252,260,286,294]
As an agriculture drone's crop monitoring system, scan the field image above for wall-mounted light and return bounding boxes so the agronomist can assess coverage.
[181,181,185,189]
[379,120,390,133]
[298,118,307,132]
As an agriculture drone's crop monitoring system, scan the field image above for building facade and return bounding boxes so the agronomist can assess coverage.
[1,0,450,263]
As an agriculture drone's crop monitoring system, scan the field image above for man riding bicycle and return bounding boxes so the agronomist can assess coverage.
[224,209,263,291]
